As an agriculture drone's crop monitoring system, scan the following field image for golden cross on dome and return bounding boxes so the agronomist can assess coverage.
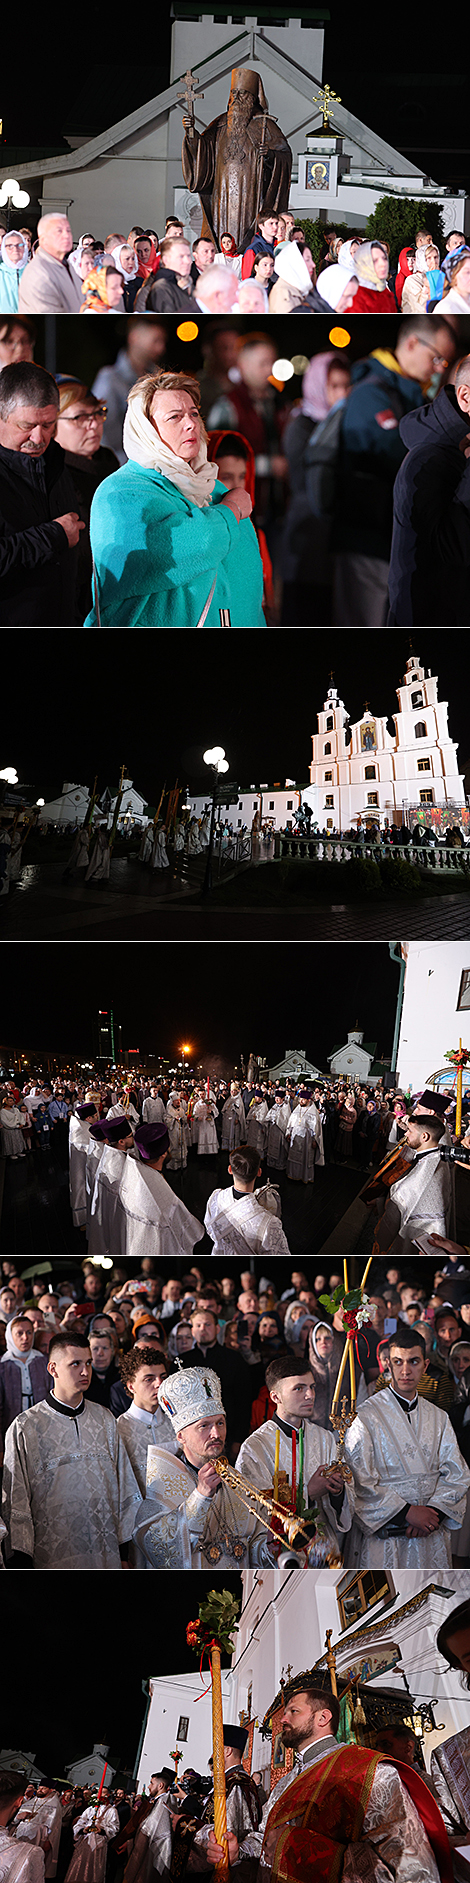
[311,83,341,130]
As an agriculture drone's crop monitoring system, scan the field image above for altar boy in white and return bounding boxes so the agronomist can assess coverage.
[344,1322,470,1568]
[204,1144,290,1254]
[236,1353,353,1564]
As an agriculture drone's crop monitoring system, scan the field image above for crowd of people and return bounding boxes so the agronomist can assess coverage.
[2,309,470,626]
[1,1253,470,1568]
[3,1600,470,1883]
[1,212,468,319]
[1,1066,469,1255]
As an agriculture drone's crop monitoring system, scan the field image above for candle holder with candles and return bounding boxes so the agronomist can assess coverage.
[318,1258,373,1459]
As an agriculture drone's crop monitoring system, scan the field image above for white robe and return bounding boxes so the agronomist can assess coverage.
[285,1103,324,1182]
[117,1403,179,1496]
[151,830,169,870]
[2,1396,141,1568]
[192,1099,218,1154]
[204,1184,290,1254]
[142,1096,166,1125]
[246,1099,269,1157]
[69,1115,93,1227]
[266,1102,291,1170]
[0,1829,45,1883]
[133,1445,278,1568]
[221,1094,246,1151]
[85,1140,106,1245]
[166,1104,190,1169]
[119,1156,203,1254]
[65,1807,119,1883]
[85,829,110,881]
[90,1144,128,1255]
[15,1799,62,1879]
[238,1736,441,1883]
[139,1799,172,1880]
[236,1418,353,1563]
[379,1148,451,1252]
[344,1386,470,1567]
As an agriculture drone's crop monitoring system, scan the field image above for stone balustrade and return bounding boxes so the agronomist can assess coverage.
[273,833,470,874]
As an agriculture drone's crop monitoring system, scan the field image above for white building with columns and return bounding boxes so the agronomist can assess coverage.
[137,1569,470,1794]
[303,652,465,833]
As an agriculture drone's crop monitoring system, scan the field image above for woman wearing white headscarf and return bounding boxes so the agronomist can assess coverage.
[0,1316,49,1440]
[85,369,265,626]
[313,262,359,312]
[110,243,140,310]
[268,242,313,312]
[0,232,30,313]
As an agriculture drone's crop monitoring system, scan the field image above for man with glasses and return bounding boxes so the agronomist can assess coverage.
[332,314,456,627]
[0,360,84,623]
[55,380,118,619]
[388,348,470,624]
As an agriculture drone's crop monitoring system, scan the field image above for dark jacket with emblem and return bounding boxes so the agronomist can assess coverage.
[333,351,424,560]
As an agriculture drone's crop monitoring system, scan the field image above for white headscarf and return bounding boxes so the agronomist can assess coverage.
[0,232,29,271]
[274,243,312,295]
[317,262,356,309]
[122,384,218,509]
[337,239,359,271]
[4,1319,38,1404]
[111,244,139,281]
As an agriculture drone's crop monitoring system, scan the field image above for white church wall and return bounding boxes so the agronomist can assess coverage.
[42,142,168,244]
[137,1672,232,1791]
[397,942,470,1092]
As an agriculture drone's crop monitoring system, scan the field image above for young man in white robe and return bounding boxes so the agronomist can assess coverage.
[69,1102,99,1229]
[0,1773,45,1883]
[285,1090,324,1184]
[265,1091,291,1172]
[2,1329,141,1569]
[89,1116,134,1255]
[204,1144,290,1254]
[132,1366,278,1569]
[235,1353,352,1565]
[119,1121,203,1255]
[64,1793,119,1883]
[360,1112,451,1253]
[344,1322,470,1568]
[246,1091,268,1159]
[142,1087,167,1126]
[166,1096,191,1170]
[192,1094,218,1156]
[14,1788,62,1879]
[116,1345,179,1495]
[221,1084,246,1152]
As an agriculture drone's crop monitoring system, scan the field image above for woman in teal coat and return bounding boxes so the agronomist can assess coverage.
[85,368,265,626]
[0,232,30,313]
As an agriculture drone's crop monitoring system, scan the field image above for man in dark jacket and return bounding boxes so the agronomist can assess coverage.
[0,361,84,623]
[388,362,470,624]
[332,315,456,626]
[135,236,200,314]
[181,1305,255,1457]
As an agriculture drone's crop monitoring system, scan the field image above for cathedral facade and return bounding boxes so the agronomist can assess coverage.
[303,653,465,833]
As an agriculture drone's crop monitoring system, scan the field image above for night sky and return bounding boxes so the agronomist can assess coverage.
[3,631,465,811]
[1,942,399,1068]
[4,5,470,190]
[1,1572,243,1776]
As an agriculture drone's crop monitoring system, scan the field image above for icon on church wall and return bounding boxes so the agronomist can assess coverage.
[306,158,330,189]
[360,721,377,752]
[273,1732,287,1768]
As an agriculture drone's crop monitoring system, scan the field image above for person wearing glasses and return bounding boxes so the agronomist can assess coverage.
[55,377,119,620]
[388,349,470,625]
[331,314,456,627]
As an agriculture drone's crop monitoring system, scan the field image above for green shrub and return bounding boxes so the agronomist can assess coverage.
[293,216,352,268]
[365,196,446,270]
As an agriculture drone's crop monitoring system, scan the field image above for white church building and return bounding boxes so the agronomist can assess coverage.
[2,5,466,241]
[38,779,149,829]
[303,652,465,833]
[137,1569,470,1795]
[396,941,470,1096]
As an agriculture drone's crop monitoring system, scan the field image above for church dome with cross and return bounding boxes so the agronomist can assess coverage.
[303,655,464,832]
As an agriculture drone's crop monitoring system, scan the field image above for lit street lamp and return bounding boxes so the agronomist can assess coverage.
[202,745,229,898]
[0,177,30,231]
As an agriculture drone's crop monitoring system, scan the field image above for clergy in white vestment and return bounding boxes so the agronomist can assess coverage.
[192,1096,219,1155]
[236,1352,352,1564]
[246,1092,269,1157]
[285,1090,324,1183]
[0,1774,45,1883]
[64,1799,119,1883]
[142,1090,167,1125]
[89,1117,135,1255]
[151,826,169,870]
[360,1113,451,1253]
[205,1143,290,1253]
[2,1328,141,1568]
[126,1796,173,1883]
[69,1103,99,1228]
[85,1122,108,1247]
[117,1345,179,1494]
[266,1093,291,1171]
[344,1321,470,1568]
[133,1366,278,1568]
[106,1095,140,1128]
[120,1121,203,1254]
[14,1791,62,1880]
[166,1097,191,1169]
[221,1084,246,1151]
[84,823,110,881]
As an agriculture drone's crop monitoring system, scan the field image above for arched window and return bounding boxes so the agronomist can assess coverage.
[326,716,334,731]
[324,742,331,755]
[411,690,423,708]
[415,722,427,739]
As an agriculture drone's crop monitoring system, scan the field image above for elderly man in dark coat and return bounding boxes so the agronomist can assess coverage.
[182,66,292,250]
[0,361,83,623]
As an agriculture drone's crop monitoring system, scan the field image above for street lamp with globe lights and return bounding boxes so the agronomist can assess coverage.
[0,178,30,232]
[202,745,229,897]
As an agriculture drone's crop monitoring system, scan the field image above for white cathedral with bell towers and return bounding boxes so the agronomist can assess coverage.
[303,652,465,831]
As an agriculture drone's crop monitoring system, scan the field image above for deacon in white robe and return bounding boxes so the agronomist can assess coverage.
[374,1146,451,1253]
[85,1133,107,1246]
[117,1401,179,1496]
[15,1795,62,1879]
[236,1417,352,1563]
[64,1805,119,1883]
[2,1396,141,1569]
[221,1090,246,1151]
[151,828,169,870]
[285,1099,324,1183]
[246,1097,268,1158]
[0,1832,44,1883]
[142,1094,166,1125]
[69,1109,98,1228]
[192,1099,218,1155]
[166,1101,190,1169]
[345,1384,470,1567]
[204,1183,290,1254]
[133,1365,277,1569]
[119,1156,203,1255]
[265,1098,291,1171]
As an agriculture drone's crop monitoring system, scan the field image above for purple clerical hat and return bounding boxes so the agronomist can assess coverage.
[134,1122,170,1160]
[89,1122,108,1142]
[103,1116,134,1145]
[76,1102,97,1119]
[414,1089,449,1117]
